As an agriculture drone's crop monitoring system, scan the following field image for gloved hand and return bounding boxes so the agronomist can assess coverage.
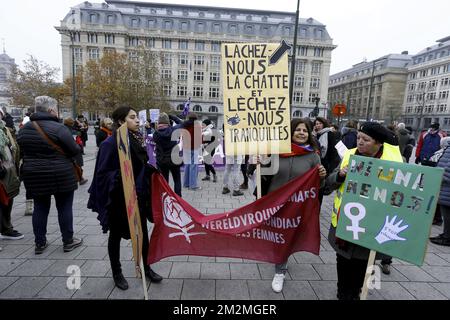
[414,157,420,164]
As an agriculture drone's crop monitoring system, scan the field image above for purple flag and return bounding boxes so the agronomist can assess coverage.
[182,97,191,117]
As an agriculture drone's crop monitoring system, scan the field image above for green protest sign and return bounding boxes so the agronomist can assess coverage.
[336,155,444,266]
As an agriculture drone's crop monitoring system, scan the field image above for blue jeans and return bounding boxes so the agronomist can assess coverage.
[32,191,75,245]
[183,150,199,188]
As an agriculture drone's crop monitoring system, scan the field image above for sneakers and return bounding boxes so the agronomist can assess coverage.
[24,199,33,216]
[271,273,285,293]
[202,175,211,181]
[145,267,163,283]
[63,237,83,252]
[79,178,89,186]
[381,263,391,275]
[222,187,231,194]
[240,183,248,190]
[212,174,217,183]
[35,242,49,255]
[232,190,244,196]
[0,230,24,240]
[430,234,450,246]
[113,273,129,290]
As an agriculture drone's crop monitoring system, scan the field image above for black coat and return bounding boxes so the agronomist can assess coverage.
[17,112,81,197]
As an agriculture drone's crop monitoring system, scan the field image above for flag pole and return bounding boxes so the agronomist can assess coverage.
[139,257,149,300]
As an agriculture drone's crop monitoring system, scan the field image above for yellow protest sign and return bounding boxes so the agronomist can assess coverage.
[117,124,144,277]
[222,42,291,155]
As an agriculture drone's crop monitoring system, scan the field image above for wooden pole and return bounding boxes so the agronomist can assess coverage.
[256,162,262,200]
[360,250,377,300]
[139,257,149,300]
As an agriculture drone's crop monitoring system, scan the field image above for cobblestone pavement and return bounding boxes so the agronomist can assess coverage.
[1,135,449,300]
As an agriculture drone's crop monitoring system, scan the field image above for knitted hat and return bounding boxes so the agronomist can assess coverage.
[430,122,440,130]
[359,122,391,143]
[158,112,170,124]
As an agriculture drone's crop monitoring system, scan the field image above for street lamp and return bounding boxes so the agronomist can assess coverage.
[288,0,301,116]
[365,57,387,121]
[70,32,77,119]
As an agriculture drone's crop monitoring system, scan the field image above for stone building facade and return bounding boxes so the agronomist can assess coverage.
[328,52,412,125]
[56,0,336,126]
[402,36,450,135]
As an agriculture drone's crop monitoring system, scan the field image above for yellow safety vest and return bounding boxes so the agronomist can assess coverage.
[331,143,403,227]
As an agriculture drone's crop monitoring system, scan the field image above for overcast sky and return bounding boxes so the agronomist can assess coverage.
[1,0,449,81]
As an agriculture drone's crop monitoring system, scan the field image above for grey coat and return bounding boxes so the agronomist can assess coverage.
[437,147,450,207]
[267,152,323,194]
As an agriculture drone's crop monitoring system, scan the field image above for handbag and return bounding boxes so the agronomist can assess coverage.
[32,121,83,182]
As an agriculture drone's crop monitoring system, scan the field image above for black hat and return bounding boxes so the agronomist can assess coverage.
[430,122,440,130]
[359,122,390,144]
[202,119,211,126]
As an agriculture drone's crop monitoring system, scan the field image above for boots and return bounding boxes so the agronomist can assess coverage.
[113,272,129,290]
[212,174,217,183]
[24,199,33,216]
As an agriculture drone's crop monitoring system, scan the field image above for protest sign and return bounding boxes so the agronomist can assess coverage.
[117,124,148,299]
[149,109,160,123]
[221,42,291,156]
[138,110,147,126]
[336,155,444,266]
[148,167,321,264]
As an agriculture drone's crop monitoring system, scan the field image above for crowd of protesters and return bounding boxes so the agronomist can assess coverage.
[2,96,450,301]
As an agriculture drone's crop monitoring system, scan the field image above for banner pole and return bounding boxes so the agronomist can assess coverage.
[256,161,262,200]
[139,257,149,300]
[360,250,376,300]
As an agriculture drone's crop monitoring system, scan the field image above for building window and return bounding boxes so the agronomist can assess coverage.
[128,51,138,62]
[148,19,156,28]
[311,62,321,74]
[104,34,115,44]
[161,69,171,80]
[310,78,320,89]
[196,22,205,32]
[210,72,220,82]
[211,42,220,52]
[178,54,188,66]
[261,26,270,36]
[293,92,303,103]
[309,92,319,103]
[163,39,172,49]
[229,24,237,34]
[131,18,139,28]
[245,25,254,34]
[193,87,203,97]
[194,71,204,82]
[194,55,205,66]
[179,40,188,50]
[283,26,291,36]
[87,33,98,43]
[293,110,303,117]
[88,48,99,60]
[164,20,173,30]
[71,32,81,42]
[317,29,323,38]
[209,106,218,113]
[177,86,187,97]
[163,85,171,96]
[299,46,308,56]
[146,38,155,48]
[300,28,307,37]
[89,13,98,24]
[193,105,202,112]
[107,15,115,24]
[180,21,189,31]
[295,60,306,73]
[209,87,219,98]
[195,41,205,51]
[74,47,83,61]
[128,37,139,47]
[162,53,172,66]
[178,70,188,81]
[313,48,324,57]
[212,23,221,33]
[294,76,304,87]
[211,56,220,67]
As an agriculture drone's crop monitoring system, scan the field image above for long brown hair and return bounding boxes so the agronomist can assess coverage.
[291,118,319,151]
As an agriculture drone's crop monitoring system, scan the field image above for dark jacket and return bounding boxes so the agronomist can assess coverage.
[87,132,156,237]
[3,112,15,133]
[317,128,341,179]
[341,127,357,149]
[17,112,81,197]
[95,127,111,147]
[437,147,450,207]
[153,115,183,166]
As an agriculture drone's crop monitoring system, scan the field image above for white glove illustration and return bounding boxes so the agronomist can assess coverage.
[375,215,409,245]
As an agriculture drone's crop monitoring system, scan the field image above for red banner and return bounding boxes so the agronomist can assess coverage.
[148,167,321,264]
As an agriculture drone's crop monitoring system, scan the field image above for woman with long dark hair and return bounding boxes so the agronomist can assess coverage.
[87,106,162,290]
[258,118,327,293]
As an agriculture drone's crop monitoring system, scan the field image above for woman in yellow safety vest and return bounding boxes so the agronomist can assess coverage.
[325,121,402,300]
